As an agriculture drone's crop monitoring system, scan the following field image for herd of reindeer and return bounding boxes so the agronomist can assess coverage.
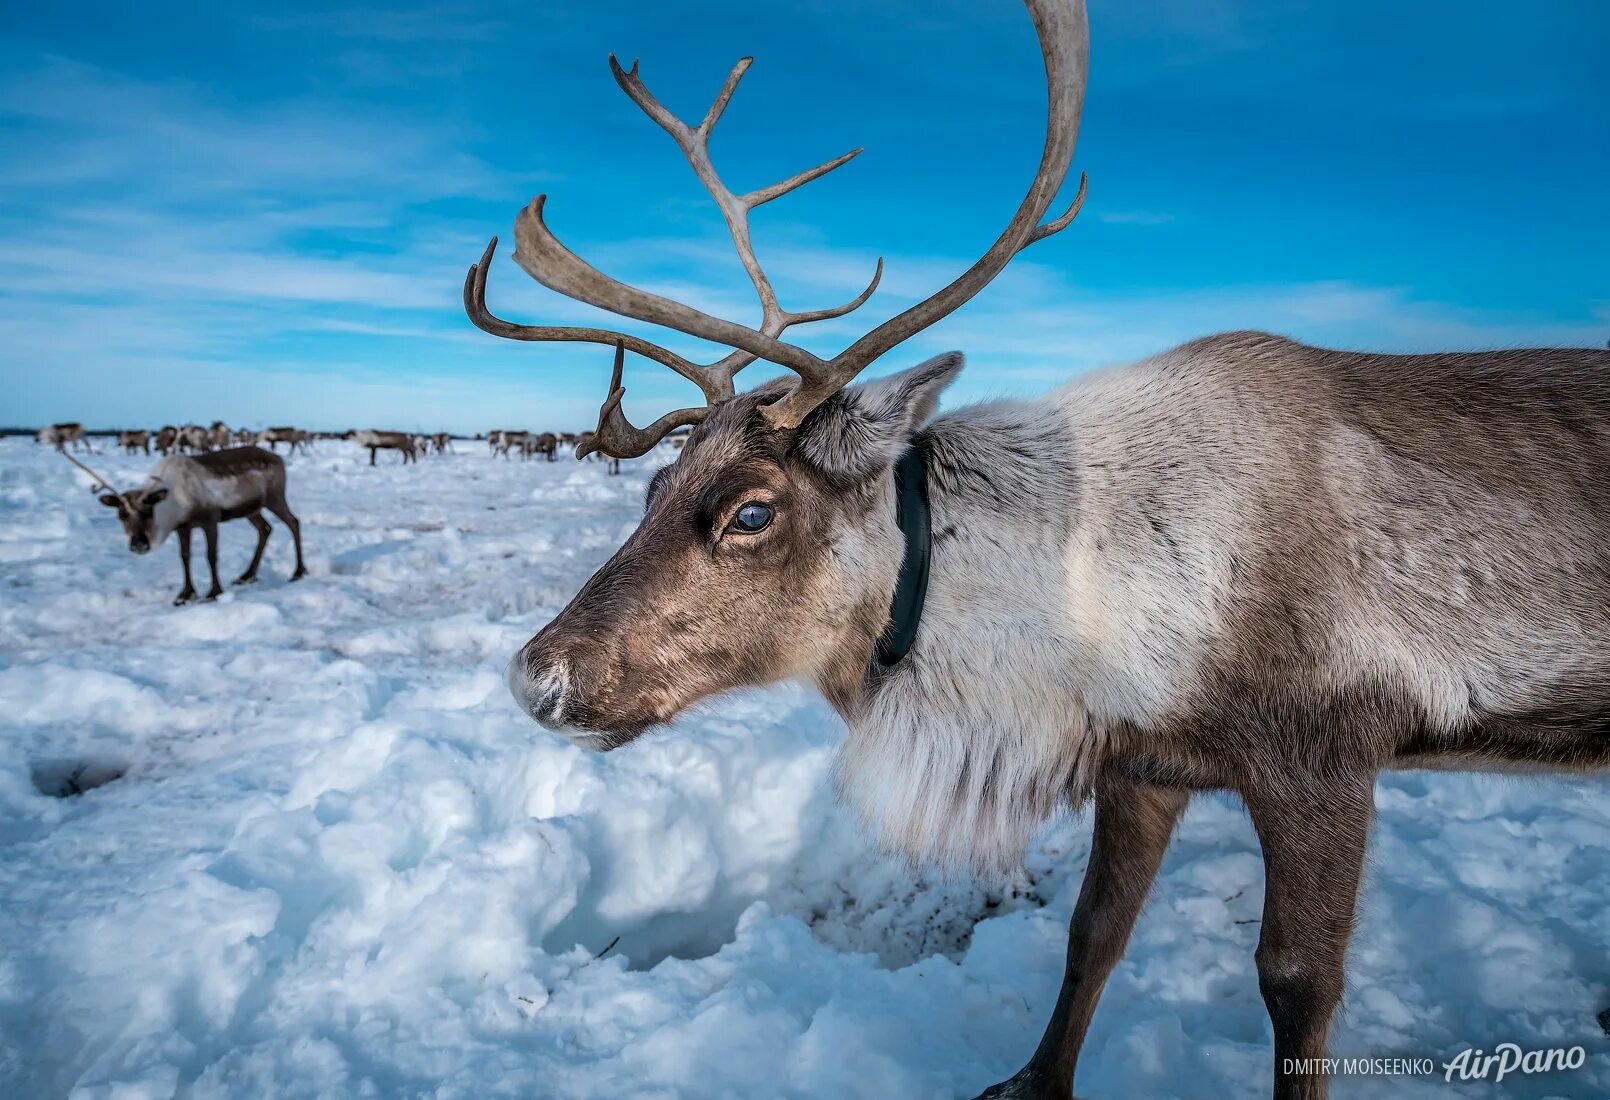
[31,418,666,605]
[35,420,655,470]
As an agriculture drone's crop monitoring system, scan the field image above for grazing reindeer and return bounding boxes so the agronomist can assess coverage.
[154,425,178,456]
[352,429,418,465]
[487,429,505,456]
[432,432,454,455]
[66,447,307,604]
[533,431,558,461]
[118,429,151,455]
[467,2,1610,1098]
[209,421,231,450]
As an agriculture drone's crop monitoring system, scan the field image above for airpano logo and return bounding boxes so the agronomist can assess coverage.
[1282,1043,1591,1085]
[1441,1043,1588,1084]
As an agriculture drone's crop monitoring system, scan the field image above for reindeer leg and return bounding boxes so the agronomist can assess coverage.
[976,778,1189,1100]
[174,526,196,605]
[236,513,271,584]
[1245,776,1374,1100]
[266,496,308,580]
[201,519,224,600]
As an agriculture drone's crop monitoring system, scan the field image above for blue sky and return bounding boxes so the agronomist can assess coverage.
[2,0,1605,433]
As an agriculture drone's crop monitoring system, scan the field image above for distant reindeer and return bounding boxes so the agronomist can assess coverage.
[208,421,231,450]
[153,426,178,456]
[466,2,1610,1097]
[234,427,255,445]
[432,432,454,455]
[257,427,305,454]
[532,431,558,461]
[176,424,212,453]
[65,447,307,604]
[118,429,150,455]
[38,423,89,452]
[351,429,418,465]
[495,430,532,459]
[487,429,505,456]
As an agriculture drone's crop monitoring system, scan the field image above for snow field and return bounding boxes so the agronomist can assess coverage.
[0,436,1604,1098]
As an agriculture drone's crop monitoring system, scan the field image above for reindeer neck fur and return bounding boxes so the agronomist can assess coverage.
[828,395,1098,874]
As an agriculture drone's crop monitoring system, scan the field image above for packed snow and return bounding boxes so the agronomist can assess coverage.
[0,435,1605,1099]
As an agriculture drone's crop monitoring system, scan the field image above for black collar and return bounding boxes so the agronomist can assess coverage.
[873,444,931,668]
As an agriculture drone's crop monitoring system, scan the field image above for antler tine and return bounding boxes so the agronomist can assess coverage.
[464,237,731,402]
[579,342,710,459]
[61,449,125,501]
[760,0,1090,429]
[603,51,879,378]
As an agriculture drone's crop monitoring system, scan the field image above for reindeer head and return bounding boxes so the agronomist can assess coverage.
[475,0,1088,748]
[99,485,171,554]
[58,450,172,555]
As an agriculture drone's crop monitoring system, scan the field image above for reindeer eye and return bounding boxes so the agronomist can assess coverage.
[730,502,773,534]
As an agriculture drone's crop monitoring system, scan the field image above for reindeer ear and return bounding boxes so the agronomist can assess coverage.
[145,488,169,505]
[98,494,121,507]
[794,351,963,486]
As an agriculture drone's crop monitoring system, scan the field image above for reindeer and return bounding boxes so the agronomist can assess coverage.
[118,429,150,455]
[467,3,1610,1097]
[351,429,418,465]
[208,421,231,450]
[531,431,558,461]
[38,423,90,451]
[432,432,454,455]
[176,424,212,453]
[154,426,178,456]
[487,429,505,456]
[496,430,533,459]
[65,447,307,604]
[256,426,303,454]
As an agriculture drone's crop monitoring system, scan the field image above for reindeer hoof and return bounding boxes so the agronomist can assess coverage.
[173,590,197,606]
[972,1065,1068,1100]
[290,568,309,582]
[234,574,258,586]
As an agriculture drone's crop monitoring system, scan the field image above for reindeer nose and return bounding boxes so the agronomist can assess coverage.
[508,656,569,729]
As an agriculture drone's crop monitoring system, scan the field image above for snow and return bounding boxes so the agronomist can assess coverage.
[1,435,1605,1099]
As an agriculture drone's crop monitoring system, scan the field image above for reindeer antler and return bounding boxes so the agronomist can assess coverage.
[467,0,1088,454]
[60,450,127,504]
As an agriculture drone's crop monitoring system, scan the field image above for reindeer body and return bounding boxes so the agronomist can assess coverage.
[495,430,532,459]
[256,426,309,454]
[839,334,1610,874]
[97,446,307,604]
[155,426,178,456]
[118,429,150,455]
[352,429,418,465]
[39,423,88,451]
[176,424,211,453]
